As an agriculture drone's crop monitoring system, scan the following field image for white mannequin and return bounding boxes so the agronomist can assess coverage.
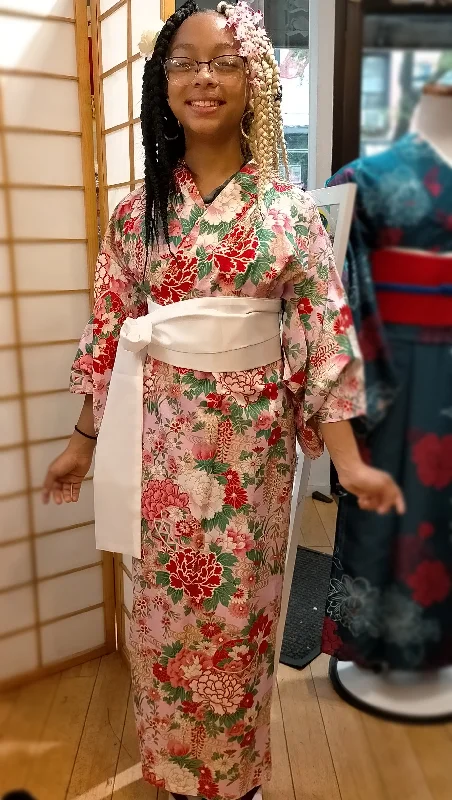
[411,84,452,165]
[330,82,452,724]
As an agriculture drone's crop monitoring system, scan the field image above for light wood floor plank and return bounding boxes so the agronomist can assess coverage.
[0,674,60,794]
[310,655,388,800]
[313,500,337,546]
[362,714,433,800]
[407,726,452,800]
[300,498,331,549]
[67,652,131,800]
[113,693,157,800]
[278,662,341,800]
[62,657,101,680]
[25,670,98,800]
[264,677,295,800]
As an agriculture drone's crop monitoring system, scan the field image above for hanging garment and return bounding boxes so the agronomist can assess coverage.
[322,134,452,671]
[70,162,364,799]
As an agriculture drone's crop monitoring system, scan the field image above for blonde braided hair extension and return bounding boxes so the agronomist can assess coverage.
[217,1,289,200]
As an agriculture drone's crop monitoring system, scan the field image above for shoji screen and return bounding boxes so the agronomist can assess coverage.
[92,0,167,661]
[0,0,115,690]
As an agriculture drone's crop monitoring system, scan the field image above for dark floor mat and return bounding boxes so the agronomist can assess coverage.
[279,546,332,669]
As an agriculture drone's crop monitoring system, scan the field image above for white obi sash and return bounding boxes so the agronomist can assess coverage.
[94,296,282,558]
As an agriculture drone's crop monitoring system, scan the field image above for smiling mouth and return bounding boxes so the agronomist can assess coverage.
[187,100,224,108]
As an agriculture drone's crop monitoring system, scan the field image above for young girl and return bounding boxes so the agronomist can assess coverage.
[43,3,403,799]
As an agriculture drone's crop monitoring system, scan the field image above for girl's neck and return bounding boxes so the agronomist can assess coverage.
[411,93,452,164]
[184,134,244,198]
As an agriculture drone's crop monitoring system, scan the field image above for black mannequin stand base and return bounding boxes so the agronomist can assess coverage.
[329,658,452,724]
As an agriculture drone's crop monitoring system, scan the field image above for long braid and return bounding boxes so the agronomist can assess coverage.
[217,1,289,201]
[141,0,198,252]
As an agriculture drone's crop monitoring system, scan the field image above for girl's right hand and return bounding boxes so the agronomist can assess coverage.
[42,445,94,505]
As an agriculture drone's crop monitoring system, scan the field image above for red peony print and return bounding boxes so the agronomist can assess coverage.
[214,224,258,278]
[261,381,278,400]
[152,252,198,305]
[152,662,169,683]
[249,613,272,645]
[240,692,255,709]
[412,434,452,490]
[198,776,219,800]
[167,647,213,690]
[224,471,248,509]
[297,297,313,316]
[322,617,343,654]
[181,700,200,715]
[94,335,118,375]
[167,738,190,757]
[291,369,306,386]
[166,549,223,600]
[333,305,353,335]
[206,393,223,410]
[407,560,451,607]
[240,729,256,749]
[141,479,189,521]
[268,426,282,447]
[418,522,435,540]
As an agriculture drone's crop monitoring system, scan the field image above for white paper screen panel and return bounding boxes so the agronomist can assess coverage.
[0,1,74,16]
[0,17,77,76]
[0,190,7,239]
[105,127,130,186]
[26,391,83,441]
[35,524,99,579]
[41,606,105,665]
[103,67,129,130]
[0,496,29,544]
[19,293,90,344]
[0,399,23,448]
[0,245,10,291]
[11,189,86,239]
[38,565,103,622]
[134,121,144,181]
[0,448,27,496]
[100,0,120,13]
[0,298,15,347]
[101,5,128,74]
[0,586,35,636]
[2,76,80,131]
[131,0,161,56]
[108,185,131,217]
[22,342,81,393]
[0,631,38,682]
[15,242,89,292]
[33,479,94,535]
[6,134,83,187]
[0,349,20,397]
[0,540,33,591]
[132,57,144,117]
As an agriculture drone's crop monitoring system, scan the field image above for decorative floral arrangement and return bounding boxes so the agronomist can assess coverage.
[217,1,270,66]
[138,22,164,58]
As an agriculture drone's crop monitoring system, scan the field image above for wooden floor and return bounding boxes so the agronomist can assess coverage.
[1,500,452,800]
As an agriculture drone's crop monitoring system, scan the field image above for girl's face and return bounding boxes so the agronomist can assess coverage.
[166,13,249,142]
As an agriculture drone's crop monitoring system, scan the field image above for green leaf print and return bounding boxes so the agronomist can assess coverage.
[216,552,238,568]
[198,259,212,280]
[244,397,270,421]
[170,755,204,772]
[158,552,170,565]
[239,451,252,461]
[181,205,202,235]
[195,458,230,475]
[162,641,183,659]
[294,222,309,238]
[85,342,93,356]
[156,570,170,587]
[256,226,275,251]
[293,276,323,306]
[242,473,255,488]
[202,505,235,533]
[192,421,206,432]
[168,587,184,604]
[182,373,216,397]
[317,261,329,280]
[199,219,230,238]
[229,404,253,435]
[235,173,257,196]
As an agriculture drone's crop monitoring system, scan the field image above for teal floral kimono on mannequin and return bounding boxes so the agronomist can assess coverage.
[70,162,364,799]
[322,135,452,671]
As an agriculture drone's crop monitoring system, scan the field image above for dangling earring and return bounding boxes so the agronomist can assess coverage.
[240,110,253,140]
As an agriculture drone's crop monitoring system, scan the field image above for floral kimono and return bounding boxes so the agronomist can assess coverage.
[70,162,364,800]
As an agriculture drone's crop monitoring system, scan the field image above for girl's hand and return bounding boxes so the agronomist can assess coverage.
[339,464,405,515]
[42,444,94,505]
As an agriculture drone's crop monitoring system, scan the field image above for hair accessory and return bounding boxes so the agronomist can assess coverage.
[217,1,268,69]
[74,425,98,441]
[138,23,164,58]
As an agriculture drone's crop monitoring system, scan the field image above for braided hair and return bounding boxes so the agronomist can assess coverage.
[141,0,198,252]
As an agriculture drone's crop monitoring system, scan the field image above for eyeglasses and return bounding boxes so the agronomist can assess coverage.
[164,55,247,83]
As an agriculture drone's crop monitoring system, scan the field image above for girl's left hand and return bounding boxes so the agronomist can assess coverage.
[339,464,406,515]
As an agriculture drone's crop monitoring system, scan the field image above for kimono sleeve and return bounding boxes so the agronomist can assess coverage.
[327,165,399,433]
[69,201,146,430]
[282,196,366,459]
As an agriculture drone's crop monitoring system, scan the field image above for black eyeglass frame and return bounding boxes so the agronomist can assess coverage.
[163,54,248,79]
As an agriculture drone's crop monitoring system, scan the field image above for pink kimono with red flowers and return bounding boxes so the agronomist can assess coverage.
[70,163,364,799]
